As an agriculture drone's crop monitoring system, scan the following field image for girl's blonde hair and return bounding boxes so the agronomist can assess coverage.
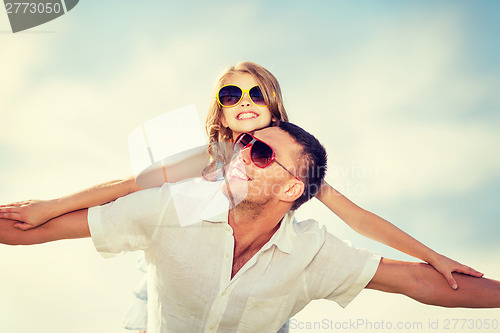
[205,61,289,144]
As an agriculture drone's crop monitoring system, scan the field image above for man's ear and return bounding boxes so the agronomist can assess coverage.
[281,180,304,203]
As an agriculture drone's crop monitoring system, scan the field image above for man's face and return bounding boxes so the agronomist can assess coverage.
[222,127,302,211]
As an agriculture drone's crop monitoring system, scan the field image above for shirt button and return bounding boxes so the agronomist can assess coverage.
[225,252,230,259]
[209,325,215,330]
[222,290,227,296]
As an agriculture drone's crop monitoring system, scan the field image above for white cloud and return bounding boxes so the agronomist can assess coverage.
[0,31,222,200]
[289,10,500,203]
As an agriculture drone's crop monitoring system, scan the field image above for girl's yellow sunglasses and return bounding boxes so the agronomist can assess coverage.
[216,85,268,107]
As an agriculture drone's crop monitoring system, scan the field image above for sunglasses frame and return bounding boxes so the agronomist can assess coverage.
[216,85,268,108]
[233,132,301,181]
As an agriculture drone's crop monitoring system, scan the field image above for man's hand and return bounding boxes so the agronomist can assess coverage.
[0,199,58,230]
[0,218,34,245]
[428,253,483,290]
[0,210,90,245]
[366,258,500,308]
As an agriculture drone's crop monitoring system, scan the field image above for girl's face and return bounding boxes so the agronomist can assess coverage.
[220,73,273,141]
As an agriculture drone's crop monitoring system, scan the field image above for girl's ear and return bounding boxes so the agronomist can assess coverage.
[221,114,229,128]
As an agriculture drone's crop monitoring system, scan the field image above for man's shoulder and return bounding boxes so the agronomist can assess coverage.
[289,218,329,247]
[290,217,357,251]
[292,218,322,234]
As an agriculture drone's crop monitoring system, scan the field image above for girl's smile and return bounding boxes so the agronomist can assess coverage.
[236,111,259,120]
[220,73,273,140]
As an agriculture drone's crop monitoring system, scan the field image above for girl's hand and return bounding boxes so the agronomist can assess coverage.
[0,200,57,230]
[428,253,484,289]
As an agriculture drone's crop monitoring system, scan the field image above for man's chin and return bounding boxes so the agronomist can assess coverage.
[221,178,249,207]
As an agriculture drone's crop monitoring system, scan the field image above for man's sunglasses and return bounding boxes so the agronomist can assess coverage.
[217,85,267,107]
[233,132,301,181]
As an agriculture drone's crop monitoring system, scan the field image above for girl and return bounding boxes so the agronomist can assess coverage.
[0,62,482,332]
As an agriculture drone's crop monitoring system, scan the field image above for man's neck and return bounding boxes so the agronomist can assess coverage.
[230,213,276,250]
[227,205,287,278]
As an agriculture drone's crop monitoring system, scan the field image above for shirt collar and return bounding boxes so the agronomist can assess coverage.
[267,211,295,254]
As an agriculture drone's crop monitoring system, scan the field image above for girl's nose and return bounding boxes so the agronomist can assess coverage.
[240,92,252,107]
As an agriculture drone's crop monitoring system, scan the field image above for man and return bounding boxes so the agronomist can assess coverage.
[1,122,499,332]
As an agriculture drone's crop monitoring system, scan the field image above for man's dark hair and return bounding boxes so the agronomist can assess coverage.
[277,121,327,210]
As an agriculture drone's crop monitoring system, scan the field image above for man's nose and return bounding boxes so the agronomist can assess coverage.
[237,146,252,165]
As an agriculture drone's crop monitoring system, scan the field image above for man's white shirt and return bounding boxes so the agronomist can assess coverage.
[88,179,380,333]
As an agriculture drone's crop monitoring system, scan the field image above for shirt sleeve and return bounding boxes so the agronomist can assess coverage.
[305,226,381,308]
[88,184,173,257]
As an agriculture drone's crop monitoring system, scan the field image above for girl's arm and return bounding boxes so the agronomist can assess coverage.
[0,146,211,230]
[316,181,483,289]
[0,177,140,230]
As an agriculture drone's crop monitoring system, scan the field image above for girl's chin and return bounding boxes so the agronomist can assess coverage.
[233,120,271,132]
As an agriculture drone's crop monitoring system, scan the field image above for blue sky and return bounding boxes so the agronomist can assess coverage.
[1,1,499,332]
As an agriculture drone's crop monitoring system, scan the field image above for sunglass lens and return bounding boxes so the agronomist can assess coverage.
[249,86,266,105]
[219,86,242,107]
[251,140,273,167]
[234,133,253,151]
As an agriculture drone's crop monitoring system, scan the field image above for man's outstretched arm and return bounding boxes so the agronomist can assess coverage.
[366,258,500,308]
[0,209,90,245]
